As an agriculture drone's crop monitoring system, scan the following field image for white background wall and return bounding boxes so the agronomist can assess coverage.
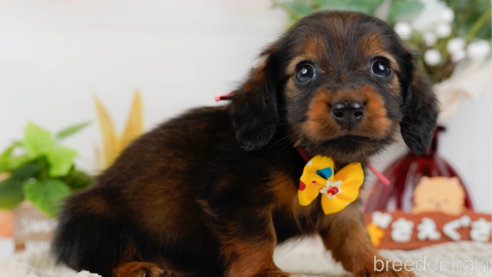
[0,0,288,169]
[0,0,490,257]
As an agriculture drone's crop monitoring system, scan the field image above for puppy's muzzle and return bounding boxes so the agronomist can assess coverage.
[331,101,365,130]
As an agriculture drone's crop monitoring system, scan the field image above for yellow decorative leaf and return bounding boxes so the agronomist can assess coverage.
[93,144,104,173]
[120,90,144,150]
[367,223,385,247]
[93,96,119,168]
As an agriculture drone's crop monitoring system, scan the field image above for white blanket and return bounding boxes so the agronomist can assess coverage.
[1,237,491,277]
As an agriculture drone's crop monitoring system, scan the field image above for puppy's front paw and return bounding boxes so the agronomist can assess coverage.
[352,257,415,277]
[113,262,169,277]
[362,259,415,277]
[369,269,415,277]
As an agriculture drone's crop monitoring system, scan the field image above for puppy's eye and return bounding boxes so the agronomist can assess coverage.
[296,64,315,82]
[371,60,391,77]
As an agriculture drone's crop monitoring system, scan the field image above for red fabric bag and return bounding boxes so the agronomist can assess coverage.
[364,127,473,213]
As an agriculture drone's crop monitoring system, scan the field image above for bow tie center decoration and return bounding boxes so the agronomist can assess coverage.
[298,156,364,215]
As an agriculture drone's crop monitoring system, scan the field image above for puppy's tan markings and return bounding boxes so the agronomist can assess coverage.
[302,35,326,58]
[269,171,297,210]
[221,222,289,277]
[390,74,401,96]
[284,78,297,98]
[286,55,314,76]
[286,35,326,76]
[330,90,366,104]
[304,90,340,140]
[301,86,392,140]
[113,262,168,277]
[363,34,400,73]
[359,86,392,137]
[226,245,285,277]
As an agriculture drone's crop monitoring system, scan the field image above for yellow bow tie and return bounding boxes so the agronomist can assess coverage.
[298,156,364,215]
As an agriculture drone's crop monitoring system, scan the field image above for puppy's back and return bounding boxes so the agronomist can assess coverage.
[52,106,232,276]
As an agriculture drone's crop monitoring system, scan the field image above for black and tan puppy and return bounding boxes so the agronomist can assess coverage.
[53,11,438,277]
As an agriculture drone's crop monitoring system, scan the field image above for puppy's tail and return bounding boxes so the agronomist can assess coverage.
[52,190,130,277]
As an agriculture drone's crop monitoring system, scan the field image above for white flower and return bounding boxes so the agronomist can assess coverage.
[447,37,466,55]
[451,50,466,63]
[439,7,455,23]
[320,180,342,199]
[412,17,434,34]
[467,40,491,61]
[423,32,438,47]
[411,0,449,33]
[394,22,412,40]
[424,49,442,66]
[435,23,452,38]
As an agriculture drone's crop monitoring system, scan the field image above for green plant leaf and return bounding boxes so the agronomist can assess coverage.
[9,154,32,169]
[388,0,424,23]
[280,2,314,20]
[60,169,93,190]
[0,177,24,210]
[0,142,23,172]
[23,179,70,218]
[316,0,380,14]
[56,121,91,139]
[12,164,41,180]
[23,122,54,158]
[46,147,78,177]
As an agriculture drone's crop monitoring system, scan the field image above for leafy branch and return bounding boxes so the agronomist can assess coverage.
[0,122,92,217]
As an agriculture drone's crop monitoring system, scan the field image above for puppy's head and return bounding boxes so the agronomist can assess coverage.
[230,11,438,164]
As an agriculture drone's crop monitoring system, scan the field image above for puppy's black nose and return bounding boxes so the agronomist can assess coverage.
[331,101,365,129]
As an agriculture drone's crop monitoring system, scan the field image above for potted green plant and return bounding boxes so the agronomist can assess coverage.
[272,0,426,29]
[0,121,92,251]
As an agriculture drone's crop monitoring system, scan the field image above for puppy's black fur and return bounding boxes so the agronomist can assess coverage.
[53,11,438,277]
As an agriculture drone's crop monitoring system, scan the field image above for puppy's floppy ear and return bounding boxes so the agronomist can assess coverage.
[229,46,280,151]
[400,54,439,155]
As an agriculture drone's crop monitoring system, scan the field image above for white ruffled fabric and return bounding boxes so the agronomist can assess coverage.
[0,246,100,277]
[1,238,491,277]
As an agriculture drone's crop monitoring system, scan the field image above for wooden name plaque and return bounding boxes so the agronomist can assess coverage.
[364,210,492,250]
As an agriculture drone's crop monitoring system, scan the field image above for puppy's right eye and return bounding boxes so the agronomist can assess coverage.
[296,64,316,82]
[371,60,391,77]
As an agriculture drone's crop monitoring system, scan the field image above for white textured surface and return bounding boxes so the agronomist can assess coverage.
[0,246,100,277]
[1,238,491,277]
[0,239,14,261]
[274,236,346,276]
[274,236,492,276]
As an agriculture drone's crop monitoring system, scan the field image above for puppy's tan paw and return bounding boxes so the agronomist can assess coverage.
[367,267,415,277]
[113,262,169,277]
[370,271,415,277]
[354,258,415,277]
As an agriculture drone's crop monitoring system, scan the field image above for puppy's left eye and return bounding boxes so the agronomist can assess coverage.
[296,64,316,82]
[371,60,391,77]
